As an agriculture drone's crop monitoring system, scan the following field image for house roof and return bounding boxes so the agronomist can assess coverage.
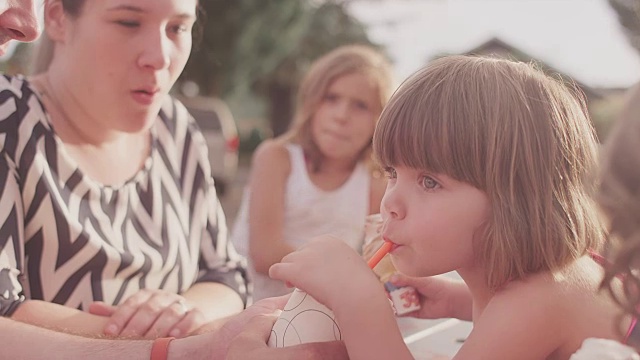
[458,37,605,101]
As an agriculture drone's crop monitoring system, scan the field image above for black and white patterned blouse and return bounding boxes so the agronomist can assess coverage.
[0,75,248,316]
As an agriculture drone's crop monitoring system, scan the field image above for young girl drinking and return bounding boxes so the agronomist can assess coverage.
[269,55,625,359]
[230,45,393,301]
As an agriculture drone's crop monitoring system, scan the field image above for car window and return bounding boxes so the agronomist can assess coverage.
[187,107,223,132]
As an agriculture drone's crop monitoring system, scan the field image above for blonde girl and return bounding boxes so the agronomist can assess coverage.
[230,44,393,301]
[270,55,624,359]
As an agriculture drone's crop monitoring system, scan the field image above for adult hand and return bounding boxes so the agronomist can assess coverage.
[269,235,381,311]
[388,273,472,321]
[214,295,289,340]
[226,312,349,360]
[88,289,206,339]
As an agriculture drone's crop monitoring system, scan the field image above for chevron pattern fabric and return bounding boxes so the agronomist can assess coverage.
[0,76,248,316]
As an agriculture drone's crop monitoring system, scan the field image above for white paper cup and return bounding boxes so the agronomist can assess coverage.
[268,288,342,348]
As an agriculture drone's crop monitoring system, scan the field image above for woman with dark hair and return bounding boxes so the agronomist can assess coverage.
[0,1,349,358]
[0,0,248,339]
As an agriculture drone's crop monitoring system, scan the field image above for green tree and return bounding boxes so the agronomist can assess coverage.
[180,0,377,136]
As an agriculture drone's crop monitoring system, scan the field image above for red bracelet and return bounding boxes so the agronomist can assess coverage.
[150,337,175,360]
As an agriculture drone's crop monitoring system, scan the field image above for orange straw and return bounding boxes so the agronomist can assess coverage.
[367,241,393,269]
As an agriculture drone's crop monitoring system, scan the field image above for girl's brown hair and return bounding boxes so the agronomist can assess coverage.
[600,84,640,322]
[374,55,605,290]
[284,44,393,172]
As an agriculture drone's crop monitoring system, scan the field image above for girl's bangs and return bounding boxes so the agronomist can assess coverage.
[373,72,485,187]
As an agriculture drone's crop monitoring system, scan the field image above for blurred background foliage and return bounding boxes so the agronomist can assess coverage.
[609,0,640,54]
[1,0,638,147]
[179,0,379,142]
[591,0,640,140]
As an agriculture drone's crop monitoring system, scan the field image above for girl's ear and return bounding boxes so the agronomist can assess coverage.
[44,0,68,42]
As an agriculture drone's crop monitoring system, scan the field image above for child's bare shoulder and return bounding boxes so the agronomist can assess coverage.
[496,258,605,312]
[461,272,590,359]
[252,139,291,166]
[250,139,292,178]
[489,272,568,319]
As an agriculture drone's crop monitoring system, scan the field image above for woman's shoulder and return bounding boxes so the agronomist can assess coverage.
[0,75,43,117]
[0,75,48,154]
[0,74,32,94]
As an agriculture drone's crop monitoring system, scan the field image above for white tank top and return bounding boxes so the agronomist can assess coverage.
[231,143,371,301]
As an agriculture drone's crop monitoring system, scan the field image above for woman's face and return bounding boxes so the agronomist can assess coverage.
[49,0,197,133]
[0,0,39,55]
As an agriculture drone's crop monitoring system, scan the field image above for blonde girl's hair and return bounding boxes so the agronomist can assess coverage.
[284,44,394,172]
[374,55,605,290]
[599,84,640,323]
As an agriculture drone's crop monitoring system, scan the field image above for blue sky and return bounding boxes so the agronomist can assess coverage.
[348,0,640,89]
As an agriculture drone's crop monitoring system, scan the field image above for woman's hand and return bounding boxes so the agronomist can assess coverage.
[388,273,472,321]
[269,235,381,312]
[88,289,206,339]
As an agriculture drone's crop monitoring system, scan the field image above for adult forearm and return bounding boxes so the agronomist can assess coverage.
[183,282,244,323]
[11,299,109,336]
[2,316,149,359]
[2,316,221,360]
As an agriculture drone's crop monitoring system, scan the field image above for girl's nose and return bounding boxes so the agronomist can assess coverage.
[334,101,349,122]
[381,188,404,220]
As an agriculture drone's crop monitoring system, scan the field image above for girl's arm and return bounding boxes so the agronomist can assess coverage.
[247,140,295,274]
[333,283,414,360]
[270,236,414,360]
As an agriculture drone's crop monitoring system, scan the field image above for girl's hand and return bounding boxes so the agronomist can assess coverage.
[269,235,381,312]
[88,289,207,339]
[388,273,472,321]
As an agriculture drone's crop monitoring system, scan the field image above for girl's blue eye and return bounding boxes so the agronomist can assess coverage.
[421,176,439,190]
